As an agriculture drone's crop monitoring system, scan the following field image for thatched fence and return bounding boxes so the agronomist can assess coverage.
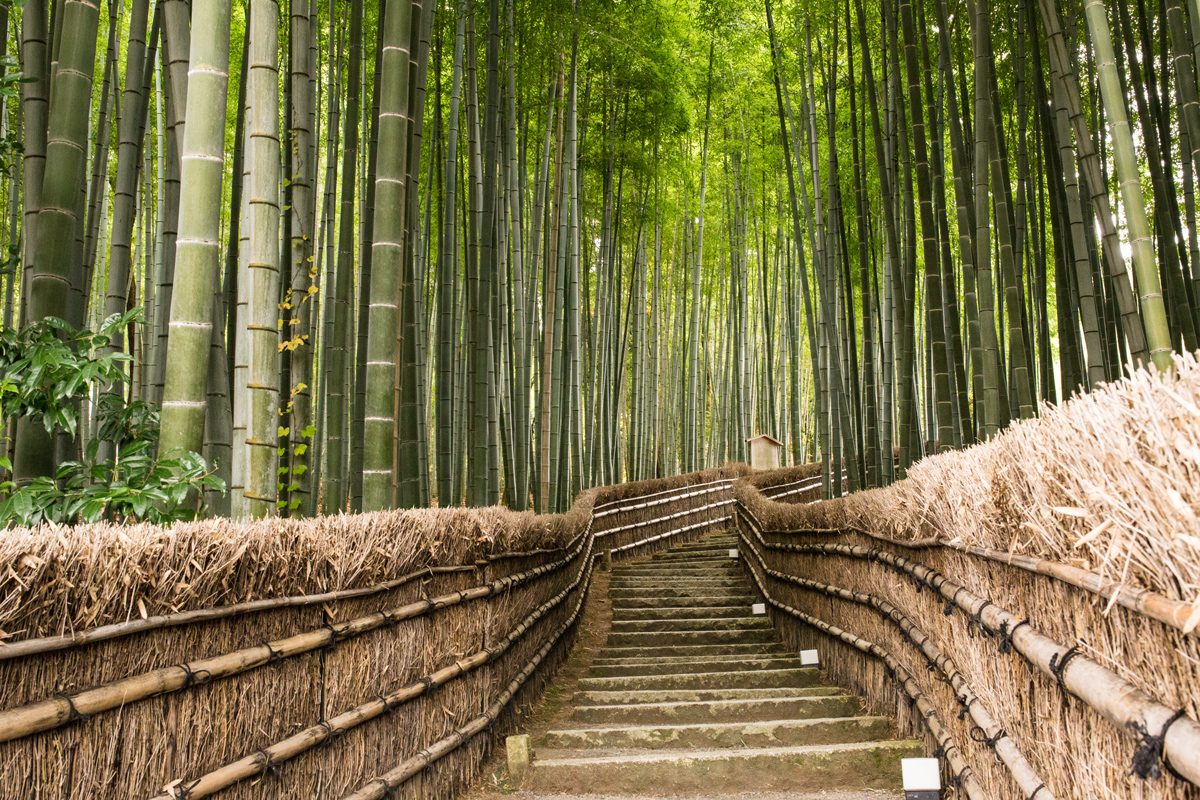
[5,356,1200,800]
[735,353,1200,800]
[0,466,748,799]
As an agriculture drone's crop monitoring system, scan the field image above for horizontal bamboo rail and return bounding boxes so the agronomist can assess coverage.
[154,540,596,799]
[739,505,1200,786]
[0,533,591,744]
[341,553,597,800]
[610,513,731,554]
[739,522,1053,800]
[737,534,985,800]
[592,479,734,517]
[597,497,734,537]
[844,524,1200,636]
[942,540,1200,636]
[0,564,480,661]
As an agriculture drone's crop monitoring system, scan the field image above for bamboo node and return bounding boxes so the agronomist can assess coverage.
[1131,708,1186,781]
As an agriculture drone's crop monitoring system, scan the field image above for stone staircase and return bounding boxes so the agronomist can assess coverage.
[527,531,921,796]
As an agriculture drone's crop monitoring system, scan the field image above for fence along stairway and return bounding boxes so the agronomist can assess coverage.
[527,531,921,796]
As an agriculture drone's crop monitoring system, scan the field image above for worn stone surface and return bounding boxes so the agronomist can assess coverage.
[507,735,532,785]
[571,694,863,725]
[523,531,920,796]
[539,716,896,750]
[529,741,922,794]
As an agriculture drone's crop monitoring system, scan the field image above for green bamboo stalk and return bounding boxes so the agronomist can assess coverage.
[157,0,232,461]
[362,0,414,510]
[1082,0,1172,371]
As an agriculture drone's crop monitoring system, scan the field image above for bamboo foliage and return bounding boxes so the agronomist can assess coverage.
[0,0,1197,520]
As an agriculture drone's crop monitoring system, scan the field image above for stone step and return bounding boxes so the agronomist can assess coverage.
[527,740,923,794]
[589,657,809,678]
[540,715,896,750]
[573,686,839,706]
[610,577,746,588]
[612,595,754,610]
[577,667,824,692]
[609,587,753,600]
[611,567,742,578]
[594,644,789,663]
[610,617,769,633]
[606,629,775,648]
[595,643,787,661]
[570,695,861,725]
[652,548,736,561]
[618,556,737,566]
[612,605,751,620]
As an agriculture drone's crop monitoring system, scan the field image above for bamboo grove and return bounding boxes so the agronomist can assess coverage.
[0,0,1193,519]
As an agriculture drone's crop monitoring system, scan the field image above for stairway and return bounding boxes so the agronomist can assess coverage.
[528,530,921,796]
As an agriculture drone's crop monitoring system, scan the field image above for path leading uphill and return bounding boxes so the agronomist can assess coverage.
[522,530,921,797]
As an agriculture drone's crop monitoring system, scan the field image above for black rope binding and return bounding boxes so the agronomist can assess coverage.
[262,641,285,663]
[317,719,344,747]
[256,748,281,776]
[968,600,994,637]
[178,662,213,689]
[943,598,955,616]
[1048,645,1083,708]
[999,619,1030,655]
[1027,783,1047,800]
[57,693,92,724]
[969,725,1006,750]
[1130,708,1186,780]
[378,693,398,715]
[176,778,203,800]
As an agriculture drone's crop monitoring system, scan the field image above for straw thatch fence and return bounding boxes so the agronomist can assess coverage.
[6,354,1200,800]
[0,465,750,799]
[735,353,1200,800]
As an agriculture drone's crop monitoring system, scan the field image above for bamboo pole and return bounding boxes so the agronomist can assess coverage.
[741,527,1053,800]
[737,503,1200,785]
[152,540,595,799]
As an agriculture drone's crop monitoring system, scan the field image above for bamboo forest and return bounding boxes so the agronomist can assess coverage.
[0,0,1194,522]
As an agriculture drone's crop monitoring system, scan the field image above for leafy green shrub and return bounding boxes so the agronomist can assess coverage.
[0,312,225,528]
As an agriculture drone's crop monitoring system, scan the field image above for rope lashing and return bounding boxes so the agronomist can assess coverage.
[1047,645,1083,708]
[262,641,285,663]
[968,600,994,637]
[256,748,281,776]
[177,662,213,689]
[1131,708,1187,780]
[57,693,91,724]
[999,619,1030,655]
